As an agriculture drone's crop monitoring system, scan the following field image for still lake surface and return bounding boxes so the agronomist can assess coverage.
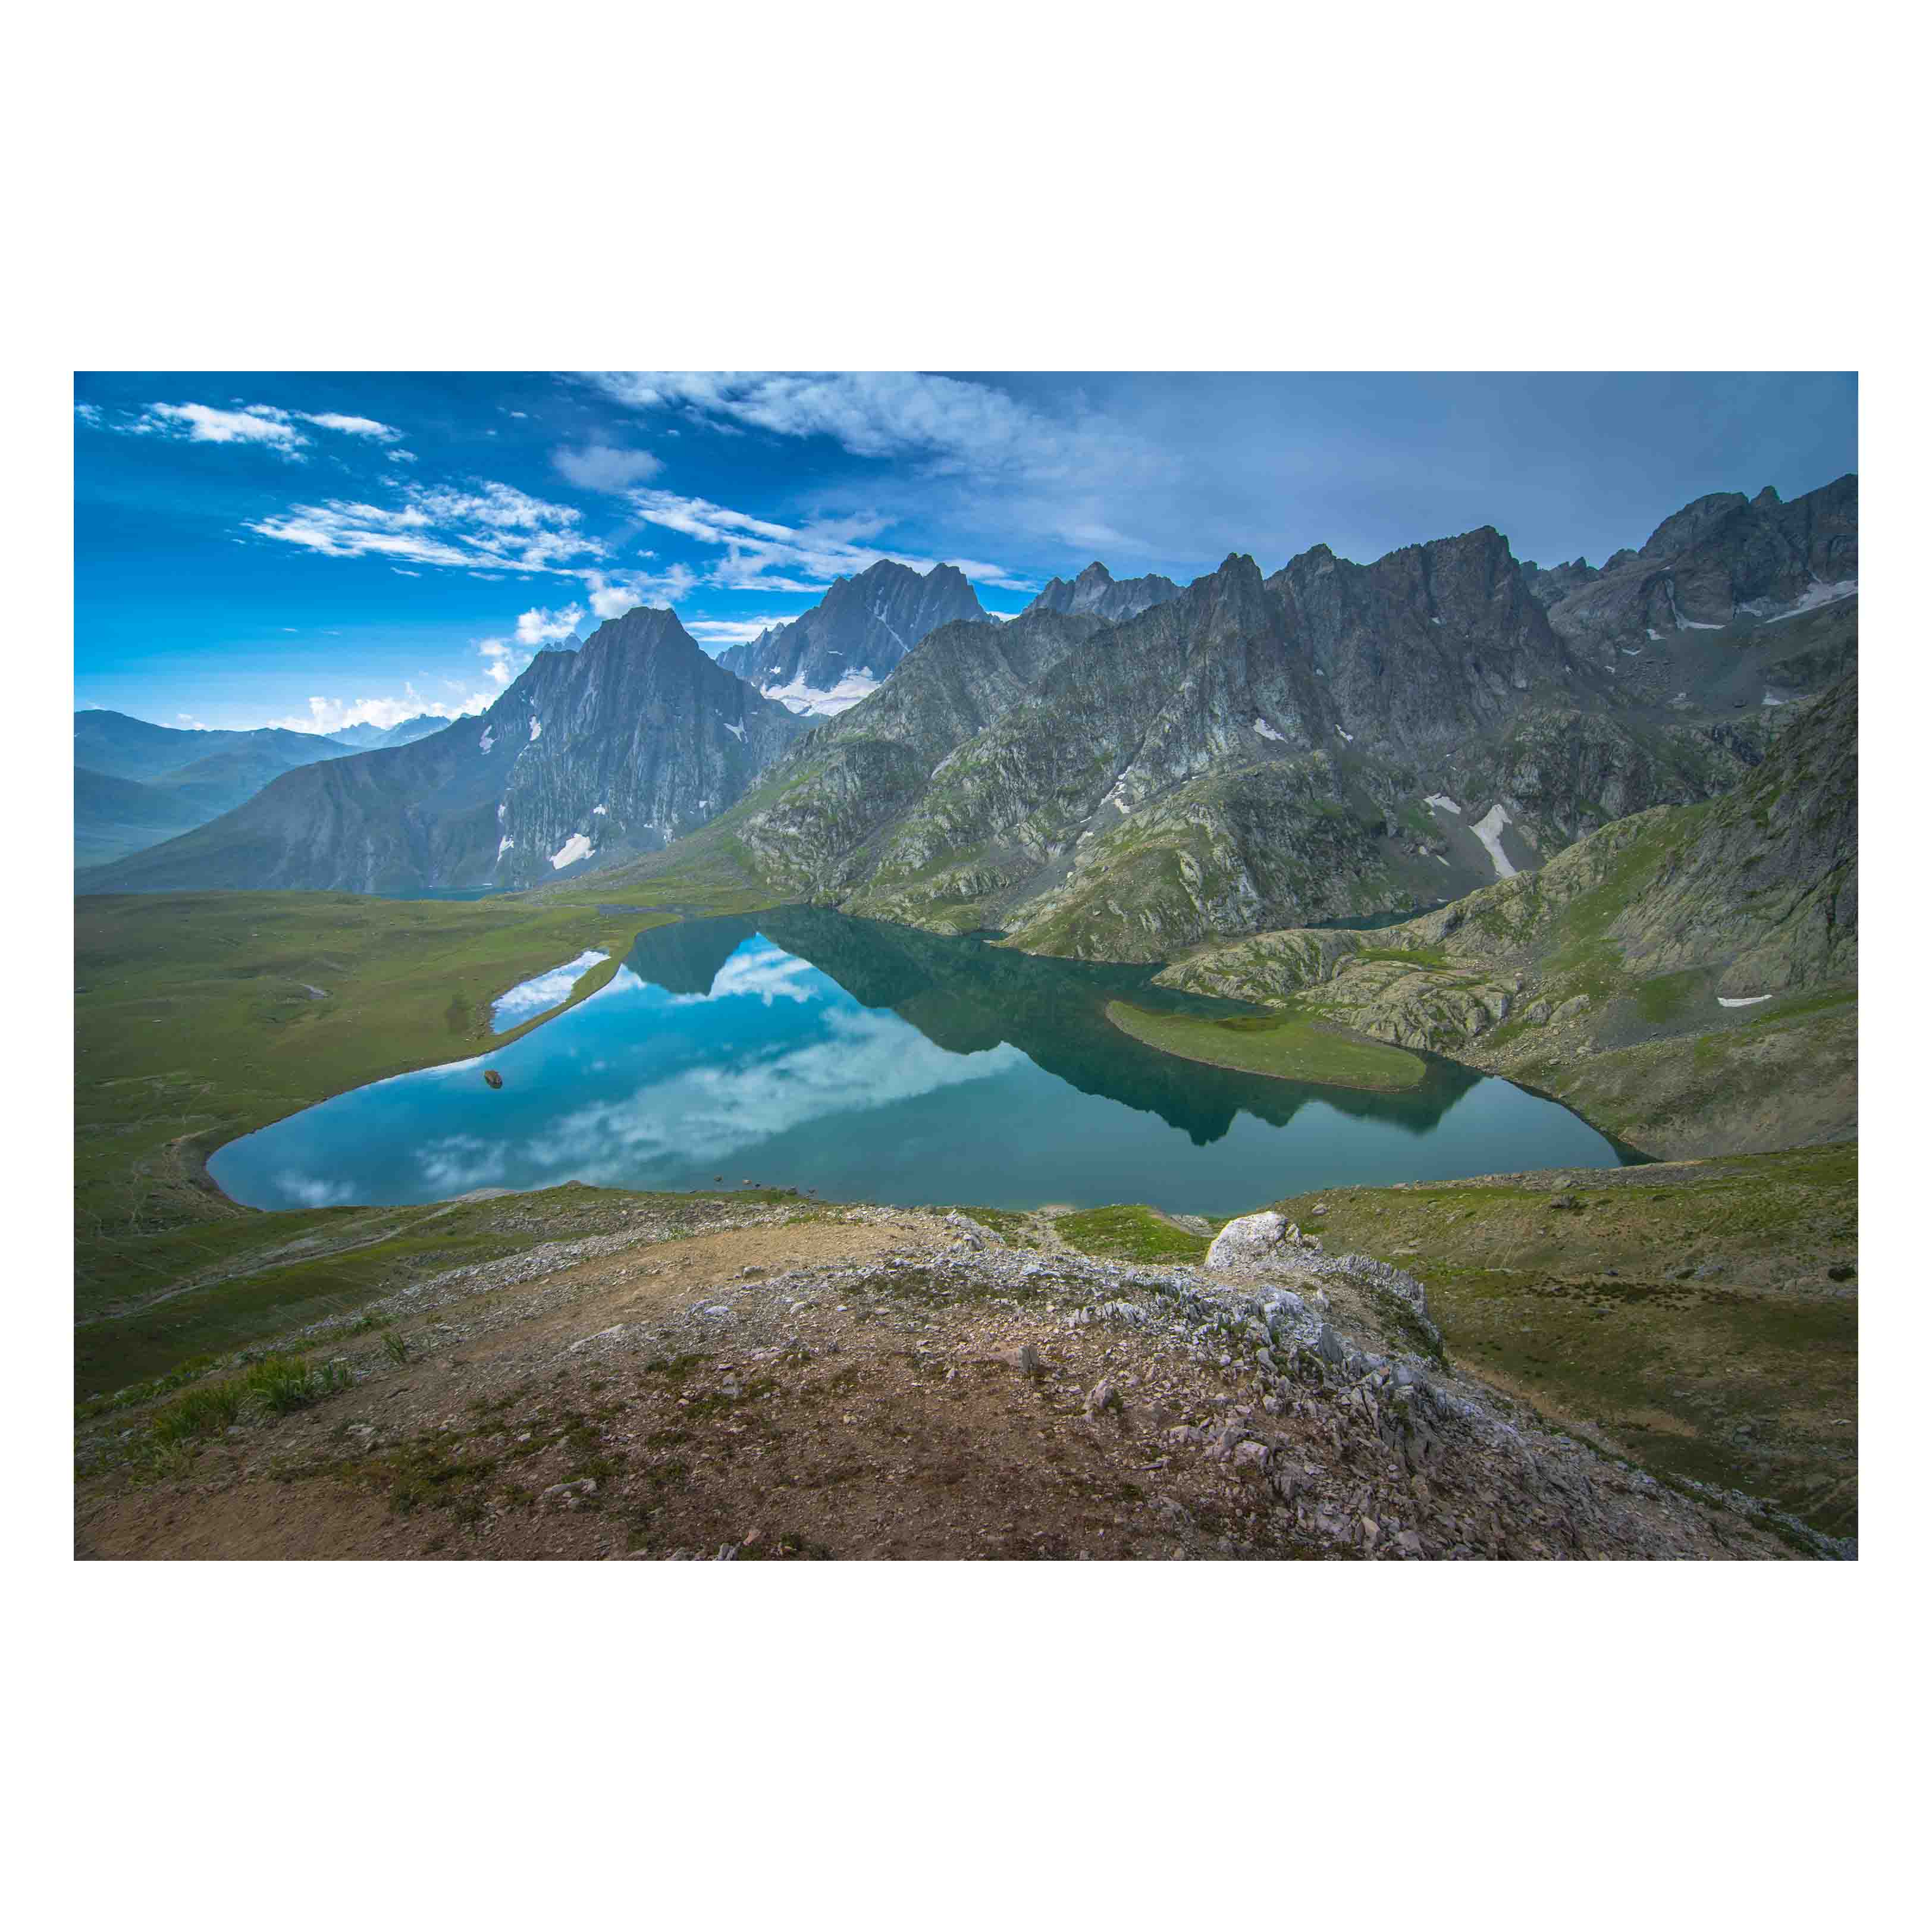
[209,907,1639,1218]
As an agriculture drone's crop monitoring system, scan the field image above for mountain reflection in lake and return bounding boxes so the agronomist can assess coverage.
[208,907,1638,1218]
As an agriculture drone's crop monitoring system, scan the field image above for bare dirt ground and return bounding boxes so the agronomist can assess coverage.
[77,1205,1808,1561]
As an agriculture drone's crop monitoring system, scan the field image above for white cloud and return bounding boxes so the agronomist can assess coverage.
[387,448,418,463]
[582,564,700,620]
[391,567,421,576]
[476,638,521,688]
[683,616,789,648]
[133,402,311,455]
[591,371,1078,472]
[74,402,105,428]
[552,443,663,493]
[245,479,600,575]
[622,485,1032,594]
[297,411,402,441]
[515,604,584,646]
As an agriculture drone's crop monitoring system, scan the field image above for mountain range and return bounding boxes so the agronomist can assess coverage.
[80,612,808,893]
[74,708,475,869]
[79,473,1856,955]
[325,713,467,751]
[642,474,1855,959]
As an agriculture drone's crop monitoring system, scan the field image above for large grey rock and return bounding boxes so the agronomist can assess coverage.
[1206,1211,1288,1272]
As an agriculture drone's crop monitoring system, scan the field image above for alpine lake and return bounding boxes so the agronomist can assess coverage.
[209,907,1640,1218]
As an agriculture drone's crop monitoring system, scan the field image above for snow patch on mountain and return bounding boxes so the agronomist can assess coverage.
[549,833,594,869]
[1763,578,1858,625]
[1472,804,1517,879]
[761,669,882,717]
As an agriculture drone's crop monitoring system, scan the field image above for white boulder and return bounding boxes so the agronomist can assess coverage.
[1206,1210,1290,1272]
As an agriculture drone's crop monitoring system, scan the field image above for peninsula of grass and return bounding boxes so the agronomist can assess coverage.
[1104,999,1426,1093]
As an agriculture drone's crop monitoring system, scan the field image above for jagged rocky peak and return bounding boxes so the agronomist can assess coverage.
[716,558,992,716]
[1543,472,1858,650]
[1024,559,1183,623]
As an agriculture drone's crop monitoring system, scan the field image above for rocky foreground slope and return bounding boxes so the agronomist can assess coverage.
[76,1192,1839,1560]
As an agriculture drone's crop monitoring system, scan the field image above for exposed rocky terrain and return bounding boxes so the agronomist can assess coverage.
[632,484,1855,959]
[718,559,992,714]
[78,610,812,895]
[1159,669,1857,1156]
[77,1192,1833,1560]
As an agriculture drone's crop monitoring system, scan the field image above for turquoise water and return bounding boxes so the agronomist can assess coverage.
[208,907,1639,1217]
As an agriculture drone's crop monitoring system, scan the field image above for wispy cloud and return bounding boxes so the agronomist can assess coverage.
[552,443,663,493]
[296,411,401,441]
[246,479,600,575]
[582,564,701,620]
[682,616,791,649]
[102,401,407,461]
[626,487,1032,593]
[131,402,312,456]
[591,371,1098,476]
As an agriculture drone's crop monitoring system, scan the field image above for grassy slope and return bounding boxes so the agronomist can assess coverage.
[1272,1144,1857,1536]
[75,892,667,1343]
[76,1183,813,1409]
[1105,999,1425,1092]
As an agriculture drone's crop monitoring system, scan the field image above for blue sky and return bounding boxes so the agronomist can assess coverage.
[74,371,1857,733]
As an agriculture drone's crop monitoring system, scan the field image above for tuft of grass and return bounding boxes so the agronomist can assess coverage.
[1055,1203,1210,1266]
[149,1352,352,1444]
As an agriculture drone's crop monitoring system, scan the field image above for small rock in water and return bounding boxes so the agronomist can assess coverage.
[482,1070,503,1090]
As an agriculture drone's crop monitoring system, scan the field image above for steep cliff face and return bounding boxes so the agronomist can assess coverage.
[1271,525,1577,762]
[717,559,990,713]
[80,610,809,895]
